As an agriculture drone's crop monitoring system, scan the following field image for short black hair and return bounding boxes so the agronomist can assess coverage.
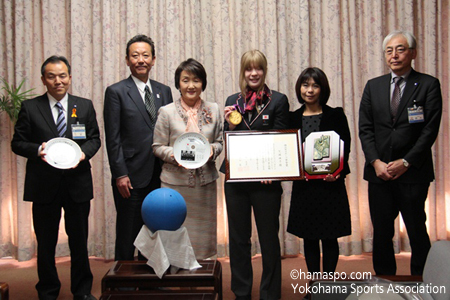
[174,58,207,91]
[295,67,330,106]
[41,56,71,76]
[126,34,155,57]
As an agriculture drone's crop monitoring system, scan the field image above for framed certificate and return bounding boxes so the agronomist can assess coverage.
[225,129,304,182]
[303,130,344,179]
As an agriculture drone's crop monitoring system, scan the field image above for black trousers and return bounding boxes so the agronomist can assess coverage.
[32,181,92,300]
[225,181,282,300]
[113,163,161,261]
[368,181,431,275]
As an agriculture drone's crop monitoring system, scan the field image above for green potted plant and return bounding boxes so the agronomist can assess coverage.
[0,77,36,124]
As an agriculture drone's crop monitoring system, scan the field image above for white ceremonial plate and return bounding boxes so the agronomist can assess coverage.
[44,137,82,169]
[173,132,210,169]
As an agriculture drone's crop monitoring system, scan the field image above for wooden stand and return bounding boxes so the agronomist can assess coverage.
[0,282,9,300]
[100,290,218,300]
[101,260,222,300]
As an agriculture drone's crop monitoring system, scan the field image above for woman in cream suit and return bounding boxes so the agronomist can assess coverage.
[153,58,223,259]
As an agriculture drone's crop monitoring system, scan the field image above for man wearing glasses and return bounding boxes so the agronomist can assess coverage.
[359,31,442,276]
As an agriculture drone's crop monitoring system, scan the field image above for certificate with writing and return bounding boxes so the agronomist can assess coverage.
[225,129,304,182]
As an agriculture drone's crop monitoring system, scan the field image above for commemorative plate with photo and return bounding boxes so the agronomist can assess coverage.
[173,132,210,169]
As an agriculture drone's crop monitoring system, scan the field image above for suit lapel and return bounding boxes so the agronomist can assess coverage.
[235,94,251,129]
[66,95,76,139]
[36,94,60,137]
[126,76,153,128]
[150,80,163,113]
[318,105,331,131]
[381,74,392,117]
[396,69,420,120]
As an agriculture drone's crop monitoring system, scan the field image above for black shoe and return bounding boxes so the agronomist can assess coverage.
[73,295,97,300]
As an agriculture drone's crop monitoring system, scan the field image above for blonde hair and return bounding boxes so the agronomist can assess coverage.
[239,50,268,96]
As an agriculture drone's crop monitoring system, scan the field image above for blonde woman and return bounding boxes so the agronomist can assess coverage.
[222,50,289,300]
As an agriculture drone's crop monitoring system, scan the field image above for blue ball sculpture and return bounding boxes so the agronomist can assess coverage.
[141,187,187,232]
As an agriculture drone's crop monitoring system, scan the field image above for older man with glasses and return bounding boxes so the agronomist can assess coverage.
[359,30,442,276]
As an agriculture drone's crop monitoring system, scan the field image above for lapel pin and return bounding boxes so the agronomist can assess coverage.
[157,93,160,98]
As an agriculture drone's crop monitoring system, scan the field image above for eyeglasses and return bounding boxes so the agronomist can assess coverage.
[384,46,413,56]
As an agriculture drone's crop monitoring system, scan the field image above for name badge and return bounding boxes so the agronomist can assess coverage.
[71,124,86,139]
[408,106,424,123]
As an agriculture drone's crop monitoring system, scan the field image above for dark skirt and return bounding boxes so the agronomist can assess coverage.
[287,177,351,239]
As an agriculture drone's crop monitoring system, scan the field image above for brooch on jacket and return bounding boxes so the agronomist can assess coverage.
[202,107,212,124]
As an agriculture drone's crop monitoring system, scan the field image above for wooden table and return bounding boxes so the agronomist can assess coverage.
[101,260,222,300]
[99,290,218,300]
[0,282,9,300]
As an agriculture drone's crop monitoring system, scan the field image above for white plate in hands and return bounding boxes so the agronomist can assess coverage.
[44,137,82,169]
[173,132,210,169]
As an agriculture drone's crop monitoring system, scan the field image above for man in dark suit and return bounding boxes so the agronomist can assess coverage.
[359,31,442,275]
[11,56,100,300]
[104,34,173,261]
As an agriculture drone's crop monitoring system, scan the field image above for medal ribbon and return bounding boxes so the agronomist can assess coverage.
[233,103,244,115]
[234,89,273,130]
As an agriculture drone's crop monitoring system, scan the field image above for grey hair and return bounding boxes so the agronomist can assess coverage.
[382,30,417,50]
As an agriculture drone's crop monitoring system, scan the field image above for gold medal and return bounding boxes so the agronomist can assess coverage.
[229,110,242,125]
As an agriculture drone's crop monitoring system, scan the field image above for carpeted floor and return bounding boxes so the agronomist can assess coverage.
[0,252,412,299]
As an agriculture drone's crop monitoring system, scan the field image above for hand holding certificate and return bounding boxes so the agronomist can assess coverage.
[225,129,304,182]
[225,129,345,182]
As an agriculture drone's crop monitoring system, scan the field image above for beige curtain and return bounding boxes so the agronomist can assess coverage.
[0,0,449,261]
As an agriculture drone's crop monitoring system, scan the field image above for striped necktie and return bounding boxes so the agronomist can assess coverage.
[144,85,157,121]
[55,102,66,137]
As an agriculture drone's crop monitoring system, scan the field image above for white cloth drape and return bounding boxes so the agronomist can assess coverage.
[1,0,449,261]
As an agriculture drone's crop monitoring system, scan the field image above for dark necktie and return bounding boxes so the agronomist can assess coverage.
[55,102,66,137]
[390,77,404,120]
[144,85,157,121]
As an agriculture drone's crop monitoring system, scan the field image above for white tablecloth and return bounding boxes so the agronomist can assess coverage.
[134,225,201,278]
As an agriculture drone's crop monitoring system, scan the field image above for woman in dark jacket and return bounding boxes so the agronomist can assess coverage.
[287,67,351,274]
[222,50,289,300]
